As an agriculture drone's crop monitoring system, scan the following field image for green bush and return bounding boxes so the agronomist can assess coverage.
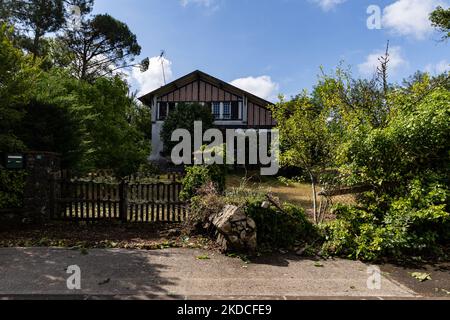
[160,102,214,156]
[187,181,317,250]
[225,182,318,250]
[321,205,386,261]
[0,170,28,209]
[320,86,450,262]
[137,162,161,176]
[321,178,450,261]
[180,164,226,201]
[245,200,318,249]
[187,183,226,234]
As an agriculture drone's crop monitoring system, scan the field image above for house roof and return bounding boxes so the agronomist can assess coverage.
[138,70,273,107]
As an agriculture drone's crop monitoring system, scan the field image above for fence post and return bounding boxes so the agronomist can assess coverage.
[119,180,128,222]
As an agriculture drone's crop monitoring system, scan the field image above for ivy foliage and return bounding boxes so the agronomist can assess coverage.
[0,170,27,209]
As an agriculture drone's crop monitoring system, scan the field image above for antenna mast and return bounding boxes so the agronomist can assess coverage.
[159,50,167,85]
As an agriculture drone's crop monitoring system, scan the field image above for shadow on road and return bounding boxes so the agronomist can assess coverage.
[0,248,183,298]
[250,252,324,267]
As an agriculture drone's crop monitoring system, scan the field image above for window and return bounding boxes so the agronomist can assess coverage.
[231,101,240,120]
[212,102,221,119]
[209,101,242,120]
[223,102,231,119]
[168,102,176,114]
[158,102,167,120]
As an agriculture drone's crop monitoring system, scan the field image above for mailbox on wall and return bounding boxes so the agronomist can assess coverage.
[5,154,25,169]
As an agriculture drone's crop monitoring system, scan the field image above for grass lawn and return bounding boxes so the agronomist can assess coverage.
[226,173,356,222]
[226,173,314,210]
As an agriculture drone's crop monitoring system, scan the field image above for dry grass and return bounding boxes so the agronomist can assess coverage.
[226,173,357,215]
[226,174,314,210]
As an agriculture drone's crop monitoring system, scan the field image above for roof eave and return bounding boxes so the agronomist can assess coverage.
[137,70,274,108]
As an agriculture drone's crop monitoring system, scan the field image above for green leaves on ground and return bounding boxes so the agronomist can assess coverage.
[411,273,432,283]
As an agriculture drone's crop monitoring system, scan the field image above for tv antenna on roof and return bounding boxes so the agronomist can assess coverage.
[159,50,167,85]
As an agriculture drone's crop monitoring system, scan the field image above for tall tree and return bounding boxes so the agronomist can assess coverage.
[58,13,142,81]
[430,6,450,41]
[271,94,335,224]
[0,0,94,58]
[0,0,13,23]
[313,66,388,131]
[64,0,94,17]
[18,99,82,168]
[72,76,150,176]
[0,24,40,152]
[3,0,65,58]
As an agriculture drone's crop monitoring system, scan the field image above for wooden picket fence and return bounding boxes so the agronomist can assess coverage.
[50,171,188,222]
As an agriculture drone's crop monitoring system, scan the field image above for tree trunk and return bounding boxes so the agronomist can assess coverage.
[308,170,318,224]
[32,29,41,61]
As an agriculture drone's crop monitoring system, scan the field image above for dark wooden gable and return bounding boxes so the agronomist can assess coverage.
[139,70,276,127]
[157,80,243,103]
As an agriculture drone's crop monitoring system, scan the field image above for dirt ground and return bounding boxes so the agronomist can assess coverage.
[381,262,450,298]
[0,222,216,251]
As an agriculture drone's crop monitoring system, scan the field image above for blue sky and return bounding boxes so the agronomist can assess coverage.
[93,0,449,100]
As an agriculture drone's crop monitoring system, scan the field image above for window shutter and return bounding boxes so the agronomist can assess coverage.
[231,101,239,120]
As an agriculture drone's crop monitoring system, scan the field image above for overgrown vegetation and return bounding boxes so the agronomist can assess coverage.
[245,201,318,250]
[430,6,450,41]
[0,1,151,177]
[272,52,450,261]
[187,9,449,261]
[319,84,450,261]
[180,164,226,201]
[161,102,214,157]
[1,2,449,263]
[187,181,318,251]
[270,10,450,261]
[0,170,27,209]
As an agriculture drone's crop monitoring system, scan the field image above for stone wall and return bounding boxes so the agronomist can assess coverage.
[23,152,60,221]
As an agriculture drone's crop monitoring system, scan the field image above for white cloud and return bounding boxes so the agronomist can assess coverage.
[382,0,448,40]
[230,75,279,101]
[358,46,408,77]
[181,0,213,6]
[180,0,220,11]
[311,0,347,11]
[425,60,450,74]
[129,56,173,96]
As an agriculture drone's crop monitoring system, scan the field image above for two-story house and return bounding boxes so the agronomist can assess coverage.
[139,70,276,162]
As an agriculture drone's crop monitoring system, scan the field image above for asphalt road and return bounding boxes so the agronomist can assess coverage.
[0,247,420,300]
